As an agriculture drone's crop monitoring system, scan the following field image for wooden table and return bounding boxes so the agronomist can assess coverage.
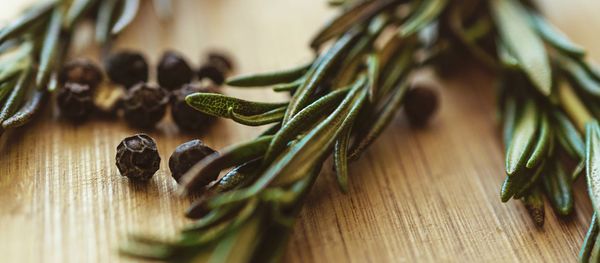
[1,1,599,262]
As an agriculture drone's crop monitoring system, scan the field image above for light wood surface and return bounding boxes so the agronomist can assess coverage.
[0,1,599,262]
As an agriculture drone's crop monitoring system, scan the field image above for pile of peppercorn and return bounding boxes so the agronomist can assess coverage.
[57,49,234,132]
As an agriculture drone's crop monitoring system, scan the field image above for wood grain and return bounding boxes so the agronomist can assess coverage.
[0,0,598,262]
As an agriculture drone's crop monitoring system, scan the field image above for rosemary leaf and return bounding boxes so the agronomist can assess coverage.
[521,185,545,227]
[95,0,118,44]
[542,161,573,215]
[272,77,304,92]
[366,53,379,102]
[334,125,352,193]
[586,120,600,217]
[399,0,448,37]
[505,100,539,176]
[491,0,552,95]
[2,90,46,129]
[36,9,62,88]
[530,13,585,58]
[526,112,551,169]
[226,62,311,87]
[186,93,286,119]
[0,2,55,44]
[0,69,32,125]
[228,106,286,126]
[580,213,599,263]
[111,0,140,35]
[553,109,585,159]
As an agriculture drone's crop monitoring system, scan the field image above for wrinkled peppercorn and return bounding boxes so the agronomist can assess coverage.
[169,139,217,183]
[171,84,219,132]
[116,134,160,180]
[404,85,439,127]
[157,50,193,90]
[105,51,149,88]
[207,51,234,72]
[56,82,95,121]
[59,58,103,88]
[122,83,169,128]
[197,63,226,85]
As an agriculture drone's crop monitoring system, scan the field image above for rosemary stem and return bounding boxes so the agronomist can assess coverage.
[558,80,593,132]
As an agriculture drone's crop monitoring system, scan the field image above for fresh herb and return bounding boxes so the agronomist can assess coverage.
[120,0,600,262]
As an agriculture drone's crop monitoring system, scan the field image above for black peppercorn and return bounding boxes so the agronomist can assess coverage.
[169,139,217,183]
[116,134,160,180]
[105,51,149,88]
[157,50,194,90]
[404,85,439,127]
[59,58,103,88]
[171,84,219,132]
[56,82,95,121]
[122,83,169,128]
[197,63,226,85]
[207,51,234,72]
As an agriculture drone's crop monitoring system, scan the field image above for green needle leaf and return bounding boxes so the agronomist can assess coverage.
[526,112,551,169]
[559,56,600,98]
[111,0,140,35]
[96,0,118,44]
[2,90,46,129]
[553,109,585,159]
[0,2,55,44]
[521,185,545,227]
[530,13,585,58]
[505,100,539,175]
[36,9,62,88]
[186,93,287,118]
[491,0,552,95]
[580,213,599,263]
[586,120,600,218]
[334,125,351,193]
[228,106,286,126]
[226,62,311,87]
[398,0,448,37]
[542,161,573,216]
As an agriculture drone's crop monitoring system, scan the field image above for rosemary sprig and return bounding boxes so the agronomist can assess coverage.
[120,0,600,262]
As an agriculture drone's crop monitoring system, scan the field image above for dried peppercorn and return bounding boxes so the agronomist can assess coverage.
[197,63,226,85]
[171,84,219,132]
[207,51,234,72]
[122,83,169,128]
[157,50,194,90]
[56,82,95,121]
[404,85,439,127]
[59,58,103,88]
[104,50,149,88]
[115,134,160,180]
[169,139,217,183]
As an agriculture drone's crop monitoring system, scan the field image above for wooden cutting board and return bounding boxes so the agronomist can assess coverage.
[1,0,599,262]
